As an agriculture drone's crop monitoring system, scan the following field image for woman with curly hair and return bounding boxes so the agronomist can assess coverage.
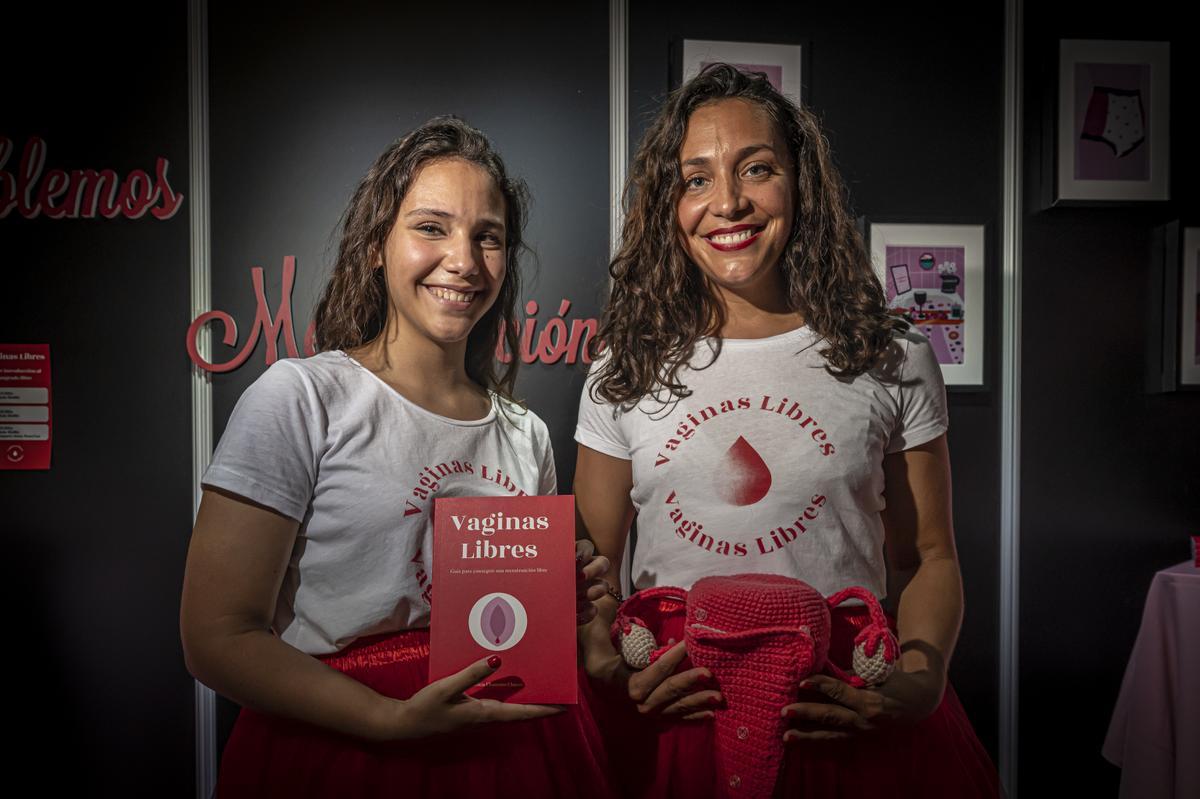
[574,64,998,797]
[181,116,614,798]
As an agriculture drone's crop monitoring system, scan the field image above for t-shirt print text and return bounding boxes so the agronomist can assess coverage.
[404,458,537,608]
[403,460,534,517]
[656,393,834,559]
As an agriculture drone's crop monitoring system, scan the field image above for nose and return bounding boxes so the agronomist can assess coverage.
[711,174,749,218]
[442,231,481,277]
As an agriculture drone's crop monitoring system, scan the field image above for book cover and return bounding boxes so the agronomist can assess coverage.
[429,494,577,704]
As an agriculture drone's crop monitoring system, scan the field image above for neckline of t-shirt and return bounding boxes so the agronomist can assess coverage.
[335,350,498,427]
[701,324,818,351]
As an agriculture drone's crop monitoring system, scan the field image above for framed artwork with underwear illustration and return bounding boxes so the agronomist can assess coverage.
[671,39,807,103]
[867,221,986,389]
[1056,39,1170,203]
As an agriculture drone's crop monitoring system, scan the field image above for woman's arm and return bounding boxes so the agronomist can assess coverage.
[574,444,635,679]
[574,445,718,718]
[782,434,960,739]
[884,432,962,692]
[180,488,558,742]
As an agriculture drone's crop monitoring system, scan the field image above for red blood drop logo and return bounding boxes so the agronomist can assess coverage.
[715,435,772,506]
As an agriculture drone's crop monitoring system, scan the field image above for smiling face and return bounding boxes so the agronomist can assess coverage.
[676,98,796,309]
[378,157,507,351]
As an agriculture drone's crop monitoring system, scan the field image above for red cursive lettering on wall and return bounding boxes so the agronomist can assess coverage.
[186,256,600,372]
[496,298,598,366]
[0,136,183,221]
[186,256,317,373]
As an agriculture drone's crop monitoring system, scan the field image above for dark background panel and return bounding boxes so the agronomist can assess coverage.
[628,0,1005,759]
[205,0,612,752]
[0,2,193,794]
[1020,1,1197,794]
[206,1,611,491]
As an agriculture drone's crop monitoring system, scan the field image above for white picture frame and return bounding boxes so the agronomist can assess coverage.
[1056,39,1170,203]
[680,40,804,102]
[869,222,986,388]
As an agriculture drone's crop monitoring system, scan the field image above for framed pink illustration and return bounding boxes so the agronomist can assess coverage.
[869,222,986,388]
[672,39,805,103]
[1056,40,1169,203]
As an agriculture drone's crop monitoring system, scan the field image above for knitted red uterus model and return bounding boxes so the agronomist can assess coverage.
[611,574,899,799]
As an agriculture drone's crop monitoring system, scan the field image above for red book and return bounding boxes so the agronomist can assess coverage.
[429,495,577,704]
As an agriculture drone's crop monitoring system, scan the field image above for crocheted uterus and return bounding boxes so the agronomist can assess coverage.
[612,574,899,799]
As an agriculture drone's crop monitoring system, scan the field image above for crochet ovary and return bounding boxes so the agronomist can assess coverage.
[611,574,899,799]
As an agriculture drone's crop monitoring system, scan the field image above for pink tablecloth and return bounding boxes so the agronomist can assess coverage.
[1103,561,1200,798]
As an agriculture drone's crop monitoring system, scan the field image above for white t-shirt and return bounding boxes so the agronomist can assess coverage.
[203,351,556,655]
[575,325,947,599]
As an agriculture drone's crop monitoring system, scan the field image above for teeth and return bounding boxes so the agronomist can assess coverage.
[429,287,475,303]
[709,228,756,245]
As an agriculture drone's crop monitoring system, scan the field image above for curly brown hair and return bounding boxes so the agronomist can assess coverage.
[313,116,527,399]
[591,64,905,406]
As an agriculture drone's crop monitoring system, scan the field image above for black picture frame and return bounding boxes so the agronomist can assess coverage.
[1148,221,1200,392]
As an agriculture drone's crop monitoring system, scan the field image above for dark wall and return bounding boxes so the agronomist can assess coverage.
[206,0,611,489]
[204,0,612,752]
[0,3,194,794]
[628,0,1006,758]
[1020,2,1197,795]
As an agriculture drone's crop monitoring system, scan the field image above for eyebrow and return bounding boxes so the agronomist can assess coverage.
[681,143,778,168]
[405,208,505,229]
[405,207,452,218]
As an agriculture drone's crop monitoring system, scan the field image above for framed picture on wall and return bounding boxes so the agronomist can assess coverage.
[868,222,986,388]
[1056,39,1170,203]
[1147,222,1200,392]
[671,39,806,102]
[1180,227,1200,387]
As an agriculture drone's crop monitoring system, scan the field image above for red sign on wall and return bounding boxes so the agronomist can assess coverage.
[0,137,183,221]
[185,257,599,373]
[0,344,52,470]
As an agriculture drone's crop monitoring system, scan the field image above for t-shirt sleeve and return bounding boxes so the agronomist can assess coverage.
[202,360,323,522]
[535,416,558,496]
[574,362,632,460]
[886,333,949,454]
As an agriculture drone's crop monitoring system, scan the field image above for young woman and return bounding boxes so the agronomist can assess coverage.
[574,65,999,798]
[181,117,614,798]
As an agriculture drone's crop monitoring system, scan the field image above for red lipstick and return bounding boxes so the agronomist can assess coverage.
[704,224,763,252]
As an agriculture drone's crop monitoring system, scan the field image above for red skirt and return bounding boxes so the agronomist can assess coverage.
[587,607,1001,799]
[218,629,616,799]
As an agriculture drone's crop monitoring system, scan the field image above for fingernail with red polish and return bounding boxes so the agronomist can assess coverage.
[487,656,502,669]
[576,569,586,581]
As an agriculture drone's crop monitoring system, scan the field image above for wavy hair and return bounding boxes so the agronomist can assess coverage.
[313,116,527,399]
[591,64,905,405]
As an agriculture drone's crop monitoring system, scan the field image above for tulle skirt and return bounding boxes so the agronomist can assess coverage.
[587,607,1001,799]
[217,629,616,799]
